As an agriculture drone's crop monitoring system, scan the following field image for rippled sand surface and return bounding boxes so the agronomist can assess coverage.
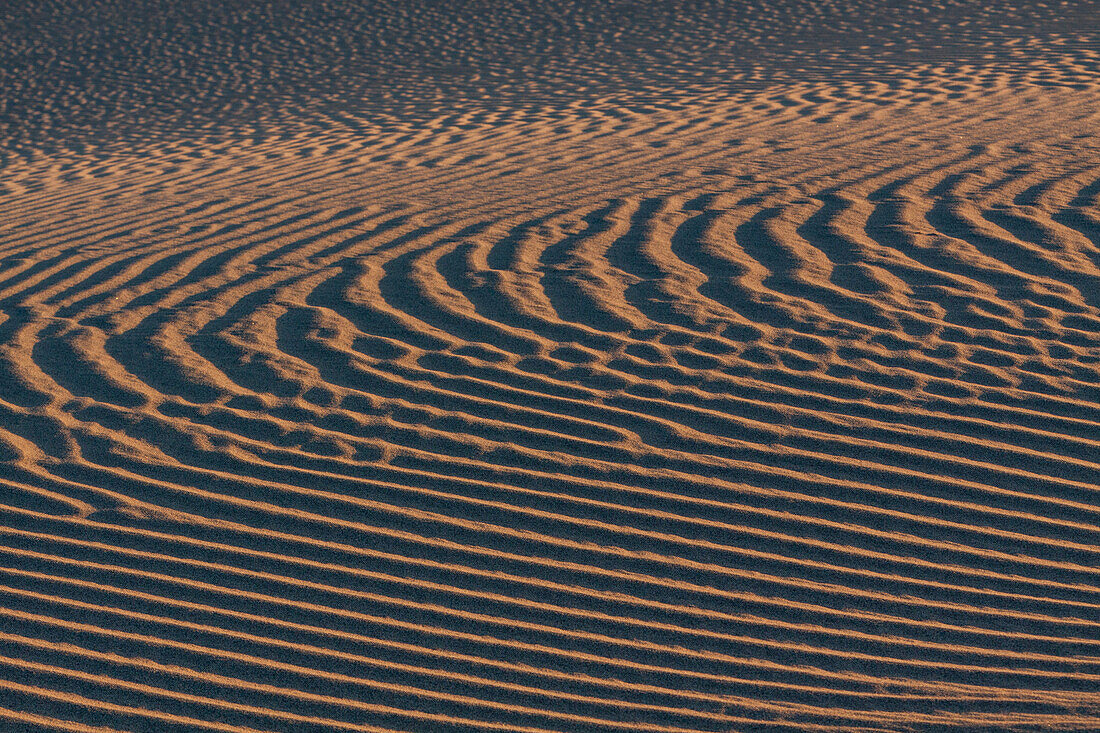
[3,2,1100,731]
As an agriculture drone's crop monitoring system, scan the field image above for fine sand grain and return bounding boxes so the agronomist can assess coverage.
[2,1,1100,731]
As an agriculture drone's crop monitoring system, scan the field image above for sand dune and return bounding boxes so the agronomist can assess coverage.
[3,1,1100,731]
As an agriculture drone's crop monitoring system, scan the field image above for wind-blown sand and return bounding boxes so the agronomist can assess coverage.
[2,1,1100,731]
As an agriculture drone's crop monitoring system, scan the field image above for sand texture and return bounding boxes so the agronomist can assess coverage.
[3,1,1100,731]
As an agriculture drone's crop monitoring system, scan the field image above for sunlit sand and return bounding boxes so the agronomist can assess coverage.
[2,1,1100,731]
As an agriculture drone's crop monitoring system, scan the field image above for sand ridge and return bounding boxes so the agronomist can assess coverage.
[3,1,1100,731]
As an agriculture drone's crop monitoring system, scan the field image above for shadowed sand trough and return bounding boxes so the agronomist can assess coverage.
[2,1,1100,731]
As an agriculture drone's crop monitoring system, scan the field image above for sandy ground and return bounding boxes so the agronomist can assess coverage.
[2,1,1100,731]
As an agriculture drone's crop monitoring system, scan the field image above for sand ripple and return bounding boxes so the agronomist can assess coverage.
[3,1,1100,731]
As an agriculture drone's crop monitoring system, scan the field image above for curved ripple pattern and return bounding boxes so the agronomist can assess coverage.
[3,8,1100,733]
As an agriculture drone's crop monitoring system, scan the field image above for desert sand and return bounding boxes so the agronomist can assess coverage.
[2,1,1100,731]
